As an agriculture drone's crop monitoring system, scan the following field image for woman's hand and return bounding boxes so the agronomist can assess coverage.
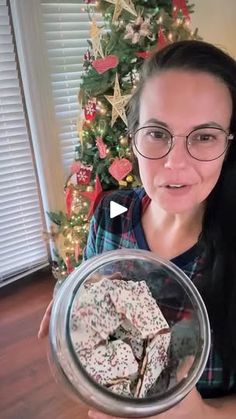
[88,387,208,419]
[38,299,53,339]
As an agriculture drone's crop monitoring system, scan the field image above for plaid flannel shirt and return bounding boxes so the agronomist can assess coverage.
[83,187,236,398]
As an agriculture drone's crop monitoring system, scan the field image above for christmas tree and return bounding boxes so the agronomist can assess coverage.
[48,0,200,281]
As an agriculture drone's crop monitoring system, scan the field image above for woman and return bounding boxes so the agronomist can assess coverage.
[39,40,236,417]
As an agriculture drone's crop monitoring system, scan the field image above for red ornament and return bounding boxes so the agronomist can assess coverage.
[65,186,73,218]
[136,50,152,59]
[65,256,73,274]
[84,49,91,61]
[92,55,119,74]
[76,164,93,185]
[109,158,133,181]
[157,28,167,50]
[70,160,81,174]
[84,99,97,121]
[83,49,93,65]
[79,175,103,219]
[96,137,107,159]
[172,0,190,20]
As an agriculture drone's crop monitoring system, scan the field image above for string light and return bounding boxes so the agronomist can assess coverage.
[98,128,104,136]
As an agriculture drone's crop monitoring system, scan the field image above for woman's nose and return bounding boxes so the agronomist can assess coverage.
[164,137,190,169]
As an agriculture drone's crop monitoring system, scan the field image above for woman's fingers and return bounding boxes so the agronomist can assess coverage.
[38,299,53,339]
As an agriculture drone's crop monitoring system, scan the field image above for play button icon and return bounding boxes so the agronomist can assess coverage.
[94,188,145,234]
[110,201,128,219]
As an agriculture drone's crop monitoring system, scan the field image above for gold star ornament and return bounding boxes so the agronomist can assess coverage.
[90,18,104,58]
[105,73,132,127]
[104,0,137,23]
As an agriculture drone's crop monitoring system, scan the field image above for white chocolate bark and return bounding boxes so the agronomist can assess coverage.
[70,278,170,397]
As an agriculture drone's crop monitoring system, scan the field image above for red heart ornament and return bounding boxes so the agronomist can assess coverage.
[109,158,133,181]
[92,55,119,74]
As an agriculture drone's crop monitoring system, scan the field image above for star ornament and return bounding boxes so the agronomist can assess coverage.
[90,18,104,58]
[105,73,132,127]
[78,175,103,219]
[104,0,137,23]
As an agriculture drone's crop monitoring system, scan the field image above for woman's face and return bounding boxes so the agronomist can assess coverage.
[135,70,233,214]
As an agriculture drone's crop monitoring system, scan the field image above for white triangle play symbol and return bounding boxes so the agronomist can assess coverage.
[110,201,128,219]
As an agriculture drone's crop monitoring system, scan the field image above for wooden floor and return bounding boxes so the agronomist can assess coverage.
[0,269,89,419]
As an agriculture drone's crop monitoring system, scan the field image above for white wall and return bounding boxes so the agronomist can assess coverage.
[191,0,236,58]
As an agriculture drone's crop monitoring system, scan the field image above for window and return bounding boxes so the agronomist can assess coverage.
[0,0,49,284]
[0,0,103,284]
[40,0,103,172]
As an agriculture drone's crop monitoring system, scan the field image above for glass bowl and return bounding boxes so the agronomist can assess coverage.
[49,249,210,417]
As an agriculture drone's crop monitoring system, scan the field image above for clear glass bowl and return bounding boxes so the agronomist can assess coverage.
[49,249,210,417]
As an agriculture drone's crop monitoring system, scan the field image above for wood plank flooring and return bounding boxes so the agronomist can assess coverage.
[0,269,89,419]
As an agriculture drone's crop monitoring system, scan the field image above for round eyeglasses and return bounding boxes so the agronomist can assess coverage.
[132,125,234,162]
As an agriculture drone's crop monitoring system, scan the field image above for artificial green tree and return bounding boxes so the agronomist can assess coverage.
[49,0,200,280]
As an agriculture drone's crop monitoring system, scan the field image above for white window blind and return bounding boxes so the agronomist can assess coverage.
[40,0,103,173]
[0,0,49,284]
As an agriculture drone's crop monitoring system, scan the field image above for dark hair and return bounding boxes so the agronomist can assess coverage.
[128,40,236,388]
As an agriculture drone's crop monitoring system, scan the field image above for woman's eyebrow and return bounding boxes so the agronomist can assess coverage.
[142,119,225,130]
[142,118,169,128]
[191,122,225,130]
